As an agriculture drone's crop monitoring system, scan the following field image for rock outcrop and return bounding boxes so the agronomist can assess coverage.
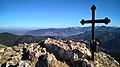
[0,38,119,67]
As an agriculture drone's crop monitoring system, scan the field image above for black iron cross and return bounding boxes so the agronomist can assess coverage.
[80,5,110,61]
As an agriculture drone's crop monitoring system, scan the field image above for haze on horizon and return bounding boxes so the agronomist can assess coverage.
[0,0,120,28]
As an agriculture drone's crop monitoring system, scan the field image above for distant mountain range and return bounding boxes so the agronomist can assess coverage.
[0,28,29,35]
[26,27,91,37]
[26,26,120,37]
[1,26,120,37]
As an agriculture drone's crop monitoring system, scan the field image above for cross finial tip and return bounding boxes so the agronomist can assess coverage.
[104,17,111,24]
[91,5,96,10]
[80,19,84,25]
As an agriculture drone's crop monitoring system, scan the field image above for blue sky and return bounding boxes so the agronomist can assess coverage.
[0,0,120,28]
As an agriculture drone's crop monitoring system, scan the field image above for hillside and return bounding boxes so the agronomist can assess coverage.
[0,38,119,67]
[0,33,39,46]
[0,32,20,46]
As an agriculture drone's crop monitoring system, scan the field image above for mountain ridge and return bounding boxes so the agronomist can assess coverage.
[26,26,120,37]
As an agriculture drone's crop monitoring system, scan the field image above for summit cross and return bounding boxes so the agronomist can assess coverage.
[80,5,111,61]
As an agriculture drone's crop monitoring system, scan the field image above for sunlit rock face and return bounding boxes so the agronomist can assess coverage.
[0,38,119,67]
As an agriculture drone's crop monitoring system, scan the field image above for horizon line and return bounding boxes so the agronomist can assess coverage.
[0,25,120,30]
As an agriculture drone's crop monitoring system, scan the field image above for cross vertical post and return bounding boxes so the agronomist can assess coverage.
[91,5,96,41]
[91,5,96,61]
[80,5,111,61]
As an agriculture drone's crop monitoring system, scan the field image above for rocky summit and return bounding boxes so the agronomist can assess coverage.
[0,38,119,67]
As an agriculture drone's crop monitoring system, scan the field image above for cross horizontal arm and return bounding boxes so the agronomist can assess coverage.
[80,17,110,25]
[80,19,91,25]
[94,17,110,24]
